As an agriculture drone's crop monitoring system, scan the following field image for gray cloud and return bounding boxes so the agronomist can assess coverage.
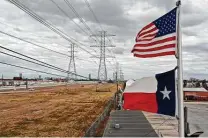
[182,14,208,28]
[112,47,125,55]
[0,0,207,80]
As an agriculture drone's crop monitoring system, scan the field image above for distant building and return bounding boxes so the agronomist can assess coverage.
[13,77,22,80]
[184,87,208,101]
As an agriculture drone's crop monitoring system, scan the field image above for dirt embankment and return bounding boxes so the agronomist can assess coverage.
[0,83,116,137]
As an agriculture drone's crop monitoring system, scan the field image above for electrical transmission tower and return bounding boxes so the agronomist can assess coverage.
[67,43,77,81]
[113,62,124,81]
[113,72,116,81]
[120,68,124,81]
[91,31,115,81]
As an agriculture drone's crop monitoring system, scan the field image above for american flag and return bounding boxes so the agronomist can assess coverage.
[132,8,177,58]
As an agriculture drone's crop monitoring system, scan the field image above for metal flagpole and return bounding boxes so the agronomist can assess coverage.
[176,0,184,137]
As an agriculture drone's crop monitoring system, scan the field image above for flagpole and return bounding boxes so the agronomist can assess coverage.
[176,0,184,137]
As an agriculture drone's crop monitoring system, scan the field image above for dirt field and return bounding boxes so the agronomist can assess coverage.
[0,83,117,137]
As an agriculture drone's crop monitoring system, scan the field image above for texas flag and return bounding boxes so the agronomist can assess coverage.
[123,69,177,116]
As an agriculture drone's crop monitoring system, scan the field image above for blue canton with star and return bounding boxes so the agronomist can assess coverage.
[155,69,176,116]
[153,7,177,38]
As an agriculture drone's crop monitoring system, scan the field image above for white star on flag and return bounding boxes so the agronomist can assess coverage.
[160,86,171,100]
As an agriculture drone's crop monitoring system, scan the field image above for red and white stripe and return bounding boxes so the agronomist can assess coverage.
[133,23,176,58]
[123,76,178,116]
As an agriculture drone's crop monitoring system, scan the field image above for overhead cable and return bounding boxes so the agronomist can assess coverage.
[0,61,66,77]
[0,30,69,57]
[7,0,99,58]
[0,45,88,79]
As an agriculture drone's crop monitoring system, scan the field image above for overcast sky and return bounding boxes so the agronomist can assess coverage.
[0,0,207,80]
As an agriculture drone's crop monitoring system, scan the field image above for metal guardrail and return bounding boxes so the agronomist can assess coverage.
[83,94,116,137]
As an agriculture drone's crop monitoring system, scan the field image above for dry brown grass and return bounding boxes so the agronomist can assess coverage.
[0,83,116,137]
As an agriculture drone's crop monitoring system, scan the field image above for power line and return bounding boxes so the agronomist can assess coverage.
[76,57,98,65]
[50,0,89,36]
[0,23,100,74]
[0,45,88,79]
[74,58,97,77]
[83,0,103,31]
[64,0,99,42]
[0,21,68,50]
[0,20,21,30]
[7,0,114,75]
[50,0,98,43]
[7,0,100,59]
[71,0,110,56]
[49,0,99,51]
[83,0,116,58]
[0,48,98,79]
[0,29,100,72]
[0,61,66,77]
[0,30,69,57]
[0,50,70,75]
[2,0,115,81]
[75,57,98,77]
[91,31,115,80]
[48,0,103,58]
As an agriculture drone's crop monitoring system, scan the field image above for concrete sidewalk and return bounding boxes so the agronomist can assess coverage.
[143,111,178,137]
[103,110,158,137]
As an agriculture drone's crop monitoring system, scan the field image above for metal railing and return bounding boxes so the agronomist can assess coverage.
[83,94,116,137]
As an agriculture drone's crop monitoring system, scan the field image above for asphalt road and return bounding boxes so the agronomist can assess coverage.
[185,102,208,137]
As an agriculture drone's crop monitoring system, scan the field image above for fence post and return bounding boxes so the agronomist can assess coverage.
[184,106,189,135]
[26,78,28,89]
[84,96,114,137]
[114,92,117,109]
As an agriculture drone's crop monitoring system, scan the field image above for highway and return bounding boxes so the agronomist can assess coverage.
[0,82,66,93]
[0,81,98,93]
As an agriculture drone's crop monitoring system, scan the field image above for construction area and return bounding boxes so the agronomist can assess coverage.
[1,83,208,137]
[0,0,208,137]
[0,83,117,137]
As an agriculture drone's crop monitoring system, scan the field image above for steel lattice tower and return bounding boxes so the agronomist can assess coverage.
[91,31,115,81]
[67,43,77,81]
[120,68,124,81]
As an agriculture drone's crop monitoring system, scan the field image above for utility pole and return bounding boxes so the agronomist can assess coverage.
[113,72,115,81]
[67,43,77,82]
[116,62,119,91]
[116,71,118,92]
[91,31,115,81]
